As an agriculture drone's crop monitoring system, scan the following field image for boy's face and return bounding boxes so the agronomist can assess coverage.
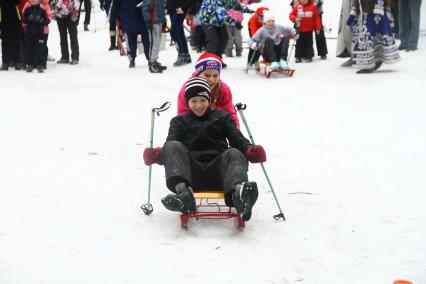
[198,69,220,90]
[264,19,275,29]
[30,0,39,5]
[188,96,210,117]
[300,0,309,5]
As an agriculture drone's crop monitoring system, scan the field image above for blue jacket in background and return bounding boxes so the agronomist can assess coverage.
[109,0,147,33]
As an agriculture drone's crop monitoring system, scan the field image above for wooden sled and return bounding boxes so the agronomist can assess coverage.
[180,191,245,230]
[116,21,126,56]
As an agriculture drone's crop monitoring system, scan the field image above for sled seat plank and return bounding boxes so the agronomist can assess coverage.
[193,191,224,199]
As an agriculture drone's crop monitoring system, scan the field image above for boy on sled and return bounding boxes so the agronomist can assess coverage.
[143,77,267,221]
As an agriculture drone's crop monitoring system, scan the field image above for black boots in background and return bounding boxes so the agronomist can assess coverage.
[173,53,191,67]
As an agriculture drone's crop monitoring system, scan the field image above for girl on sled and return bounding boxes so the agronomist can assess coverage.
[249,11,297,71]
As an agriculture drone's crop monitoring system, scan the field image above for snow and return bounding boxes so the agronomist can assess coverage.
[1,1,426,283]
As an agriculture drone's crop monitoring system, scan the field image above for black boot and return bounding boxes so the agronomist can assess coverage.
[149,62,163,73]
[37,65,44,73]
[129,58,135,68]
[373,61,383,71]
[356,68,374,74]
[15,63,24,70]
[183,53,191,64]
[26,65,34,73]
[1,63,9,71]
[232,182,258,221]
[173,53,185,66]
[161,183,196,213]
[57,58,70,64]
[108,36,117,51]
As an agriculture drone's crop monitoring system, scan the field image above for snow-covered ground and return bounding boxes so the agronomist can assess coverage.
[1,1,426,283]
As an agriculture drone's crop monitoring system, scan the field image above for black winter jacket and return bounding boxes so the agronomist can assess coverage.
[23,5,47,34]
[165,109,252,163]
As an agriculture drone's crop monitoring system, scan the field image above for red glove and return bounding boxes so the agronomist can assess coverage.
[246,145,267,163]
[143,147,162,166]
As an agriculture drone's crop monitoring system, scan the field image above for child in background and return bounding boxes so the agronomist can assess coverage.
[177,52,240,128]
[140,0,168,73]
[22,0,52,70]
[246,6,268,68]
[22,0,49,72]
[291,0,327,59]
[249,11,297,70]
[289,0,321,63]
[225,10,244,57]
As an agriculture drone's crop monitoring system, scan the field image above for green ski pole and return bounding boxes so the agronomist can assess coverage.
[235,103,286,221]
[141,102,171,215]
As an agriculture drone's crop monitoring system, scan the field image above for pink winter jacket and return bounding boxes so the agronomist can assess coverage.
[22,0,52,34]
[177,76,240,128]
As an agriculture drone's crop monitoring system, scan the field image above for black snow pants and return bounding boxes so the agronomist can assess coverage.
[56,16,79,61]
[295,31,314,60]
[1,22,24,65]
[315,14,328,57]
[161,141,248,206]
[262,37,290,62]
[202,25,229,58]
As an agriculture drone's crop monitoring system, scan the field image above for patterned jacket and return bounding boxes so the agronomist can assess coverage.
[50,0,79,18]
[194,0,243,27]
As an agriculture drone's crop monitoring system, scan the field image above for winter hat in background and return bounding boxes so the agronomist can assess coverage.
[185,77,211,103]
[263,11,275,22]
[194,52,222,76]
[255,7,269,17]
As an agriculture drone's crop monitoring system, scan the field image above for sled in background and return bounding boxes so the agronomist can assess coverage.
[256,61,295,78]
[180,191,245,230]
[116,21,126,56]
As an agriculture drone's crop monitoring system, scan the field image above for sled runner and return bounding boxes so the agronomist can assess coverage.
[180,191,245,230]
[116,21,126,56]
[256,61,295,78]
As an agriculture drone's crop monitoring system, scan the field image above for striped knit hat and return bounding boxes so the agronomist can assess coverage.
[194,52,222,76]
[185,77,211,103]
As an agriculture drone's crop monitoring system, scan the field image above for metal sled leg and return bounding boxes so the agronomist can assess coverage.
[180,191,245,230]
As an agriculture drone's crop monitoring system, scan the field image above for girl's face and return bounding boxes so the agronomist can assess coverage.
[264,19,275,29]
[188,96,210,117]
[300,0,309,5]
[30,0,39,5]
[198,69,220,89]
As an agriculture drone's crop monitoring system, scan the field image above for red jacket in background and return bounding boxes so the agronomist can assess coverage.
[177,75,240,129]
[289,0,321,33]
[248,7,269,37]
[17,0,26,16]
[248,14,262,37]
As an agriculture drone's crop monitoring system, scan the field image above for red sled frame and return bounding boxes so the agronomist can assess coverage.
[180,191,245,230]
[116,21,126,56]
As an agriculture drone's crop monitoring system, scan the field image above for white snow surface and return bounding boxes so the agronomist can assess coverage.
[1,1,426,283]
